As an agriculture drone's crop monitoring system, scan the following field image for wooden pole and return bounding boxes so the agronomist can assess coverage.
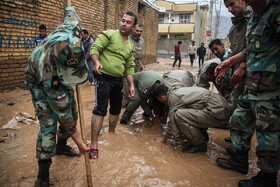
[76,85,93,187]
[63,1,92,187]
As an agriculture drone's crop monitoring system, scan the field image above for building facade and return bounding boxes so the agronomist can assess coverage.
[155,0,208,56]
[0,0,160,89]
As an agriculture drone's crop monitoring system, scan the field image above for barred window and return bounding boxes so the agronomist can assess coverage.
[179,14,191,23]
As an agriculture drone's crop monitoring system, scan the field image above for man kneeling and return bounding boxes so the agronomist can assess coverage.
[153,85,232,153]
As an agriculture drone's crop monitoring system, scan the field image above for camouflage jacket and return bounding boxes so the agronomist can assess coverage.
[129,33,144,73]
[24,8,84,131]
[244,1,280,100]
[25,7,85,88]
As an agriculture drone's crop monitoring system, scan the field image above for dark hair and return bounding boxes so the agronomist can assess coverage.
[121,11,138,26]
[209,39,223,48]
[206,63,219,76]
[81,29,89,35]
[137,23,144,27]
[39,24,46,30]
[178,41,182,44]
[153,85,168,98]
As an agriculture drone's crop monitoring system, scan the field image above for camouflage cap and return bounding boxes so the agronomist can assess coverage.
[53,36,88,86]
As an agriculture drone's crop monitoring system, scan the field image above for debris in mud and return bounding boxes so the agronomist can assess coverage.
[0,132,17,142]
[15,112,37,125]
[1,117,21,130]
[7,102,15,106]
[1,112,38,130]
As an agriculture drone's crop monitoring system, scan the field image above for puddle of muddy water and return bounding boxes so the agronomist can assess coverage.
[0,60,279,186]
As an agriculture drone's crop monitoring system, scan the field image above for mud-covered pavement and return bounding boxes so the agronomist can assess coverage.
[0,57,279,186]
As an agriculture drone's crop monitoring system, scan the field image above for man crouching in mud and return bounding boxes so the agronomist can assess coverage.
[153,85,232,153]
[25,8,90,186]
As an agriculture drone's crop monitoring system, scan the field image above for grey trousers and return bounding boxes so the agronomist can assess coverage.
[175,108,228,145]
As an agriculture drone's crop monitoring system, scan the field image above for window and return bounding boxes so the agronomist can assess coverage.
[160,35,167,38]
[179,14,191,23]
[159,15,164,23]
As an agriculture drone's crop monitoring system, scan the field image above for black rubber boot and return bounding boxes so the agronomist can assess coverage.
[56,138,79,157]
[35,159,52,187]
[238,171,277,187]
[182,143,207,153]
[225,146,235,155]
[216,150,248,174]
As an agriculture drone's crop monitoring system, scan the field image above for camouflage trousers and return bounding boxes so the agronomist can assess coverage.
[27,82,77,160]
[230,95,280,172]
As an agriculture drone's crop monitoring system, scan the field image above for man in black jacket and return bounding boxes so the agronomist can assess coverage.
[196,42,206,67]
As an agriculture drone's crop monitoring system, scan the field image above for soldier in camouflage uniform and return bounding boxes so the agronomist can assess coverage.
[222,0,253,147]
[122,23,144,108]
[215,0,280,186]
[25,7,89,187]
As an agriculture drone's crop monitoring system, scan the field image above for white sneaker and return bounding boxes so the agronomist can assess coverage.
[178,67,182,70]
[172,67,175,70]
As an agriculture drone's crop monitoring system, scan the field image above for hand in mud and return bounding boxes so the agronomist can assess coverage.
[153,136,167,143]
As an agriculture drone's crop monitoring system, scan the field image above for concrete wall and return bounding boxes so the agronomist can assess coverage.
[0,0,159,89]
[157,38,191,57]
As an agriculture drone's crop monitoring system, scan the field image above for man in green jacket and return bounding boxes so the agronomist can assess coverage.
[153,85,232,153]
[89,11,137,159]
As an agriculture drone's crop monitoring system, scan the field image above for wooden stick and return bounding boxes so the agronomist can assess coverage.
[76,85,93,187]
[63,1,92,186]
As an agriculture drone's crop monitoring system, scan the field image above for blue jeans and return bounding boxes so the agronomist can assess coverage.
[189,54,195,65]
[87,59,94,83]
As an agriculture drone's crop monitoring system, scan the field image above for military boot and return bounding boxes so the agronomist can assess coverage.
[238,170,277,187]
[182,143,207,153]
[35,159,52,187]
[216,150,248,174]
[56,138,79,157]
[224,137,232,143]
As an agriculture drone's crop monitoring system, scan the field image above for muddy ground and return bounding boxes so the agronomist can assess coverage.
[0,57,279,187]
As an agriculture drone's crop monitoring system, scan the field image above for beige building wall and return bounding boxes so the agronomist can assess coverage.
[156,0,199,41]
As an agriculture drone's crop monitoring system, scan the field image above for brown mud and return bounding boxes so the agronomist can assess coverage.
[0,57,278,186]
